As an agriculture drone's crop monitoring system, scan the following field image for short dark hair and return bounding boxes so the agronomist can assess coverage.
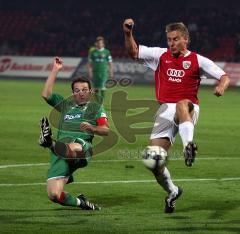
[166,22,189,38]
[96,36,104,42]
[71,76,91,91]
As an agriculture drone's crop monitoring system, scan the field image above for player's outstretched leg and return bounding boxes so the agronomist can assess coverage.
[184,141,198,167]
[47,179,101,211]
[77,194,101,210]
[154,167,182,213]
[39,117,53,148]
[177,100,198,166]
[165,186,183,213]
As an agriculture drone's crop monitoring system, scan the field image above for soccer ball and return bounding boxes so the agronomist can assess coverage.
[142,146,167,170]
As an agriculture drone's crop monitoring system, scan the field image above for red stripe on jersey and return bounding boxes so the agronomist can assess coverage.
[155,50,201,104]
[97,117,108,126]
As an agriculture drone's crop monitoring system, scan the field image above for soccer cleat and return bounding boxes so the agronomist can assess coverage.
[77,194,101,211]
[39,117,52,148]
[184,142,198,167]
[165,187,183,213]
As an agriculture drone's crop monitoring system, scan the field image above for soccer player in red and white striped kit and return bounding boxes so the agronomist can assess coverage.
[123,18,230,213]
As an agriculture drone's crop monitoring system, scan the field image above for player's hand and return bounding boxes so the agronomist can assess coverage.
[123,18,134,35]
[214,85,225,97]
[52,57,63,72]
[80,122,94,132]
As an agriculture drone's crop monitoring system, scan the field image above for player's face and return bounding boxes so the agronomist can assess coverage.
[96,40,104,49]
[167,30,188,57]
[72,82,91,105]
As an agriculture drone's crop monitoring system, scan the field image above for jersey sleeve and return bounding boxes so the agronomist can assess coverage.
[96,107,108,125]
[197,54,226,80]
[138,45,167,71]
[46,93,64,107]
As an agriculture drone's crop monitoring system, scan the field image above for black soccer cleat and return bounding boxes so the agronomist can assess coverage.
[184,142,198,167]
[77,194,101,211]
[165,187,183,213]
[39,117,53,148]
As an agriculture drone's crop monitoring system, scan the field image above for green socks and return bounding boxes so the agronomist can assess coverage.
[58,191,78,207]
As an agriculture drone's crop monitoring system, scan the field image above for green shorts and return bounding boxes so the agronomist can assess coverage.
[47,138,92,183]
[93,73,108,89]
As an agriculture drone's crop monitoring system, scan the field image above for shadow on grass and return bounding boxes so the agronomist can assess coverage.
[178,199,240,219]
[0,208,95,227]
[149,226,240,233]
[91,194,141,208]
[0,194,140,222]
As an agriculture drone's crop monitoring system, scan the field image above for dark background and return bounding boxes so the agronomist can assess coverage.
[0,0,240,61]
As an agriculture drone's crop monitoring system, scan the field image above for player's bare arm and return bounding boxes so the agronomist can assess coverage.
[87,62,93,80]
[80,122,109,136]
[41,57,63,100]
[123,18,139,59]
[214,74,230,97]
[109,62,114,79]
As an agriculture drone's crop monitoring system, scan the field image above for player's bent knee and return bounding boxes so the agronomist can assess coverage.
[142,146,167,171]
[176,99,194,113]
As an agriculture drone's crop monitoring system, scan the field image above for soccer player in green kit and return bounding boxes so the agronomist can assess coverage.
[87,36,114,101]
[39,57,109,210]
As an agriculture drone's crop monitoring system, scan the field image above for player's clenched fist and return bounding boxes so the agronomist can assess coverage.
[52,57,63,72]
[123,18,134,34]
[214,85,225,97]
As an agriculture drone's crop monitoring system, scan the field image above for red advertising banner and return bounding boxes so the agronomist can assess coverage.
[0,56,82,79]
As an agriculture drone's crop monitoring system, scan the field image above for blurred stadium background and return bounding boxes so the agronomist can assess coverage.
[0,0,240,61]
[0,0,240,233]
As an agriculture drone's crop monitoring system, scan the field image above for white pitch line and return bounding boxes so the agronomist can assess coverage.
[0,157,239,169]
[0,177,240,187]
[0,163,48,169]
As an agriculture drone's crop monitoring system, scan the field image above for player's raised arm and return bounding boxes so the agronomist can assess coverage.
[123,18,139,60]
[214,74,230,97]
[197,54,230,97]
[87,61,93,80]
[41,57,63,100]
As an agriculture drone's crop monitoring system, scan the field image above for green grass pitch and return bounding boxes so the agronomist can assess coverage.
[0,80,239,234]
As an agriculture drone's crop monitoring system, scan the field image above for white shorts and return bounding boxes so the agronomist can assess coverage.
[150,103,200,144]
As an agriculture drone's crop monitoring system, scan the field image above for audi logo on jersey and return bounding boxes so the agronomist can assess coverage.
[167,68,185,78]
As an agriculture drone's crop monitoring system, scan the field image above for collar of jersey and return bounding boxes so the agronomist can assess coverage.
[74,101,89,108]
[96,48,105,51]
[183,50,191,57]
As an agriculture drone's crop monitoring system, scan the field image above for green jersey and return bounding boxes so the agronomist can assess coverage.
[89,48,112,74]
[89,48,112,88]
[46,93,107,143]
